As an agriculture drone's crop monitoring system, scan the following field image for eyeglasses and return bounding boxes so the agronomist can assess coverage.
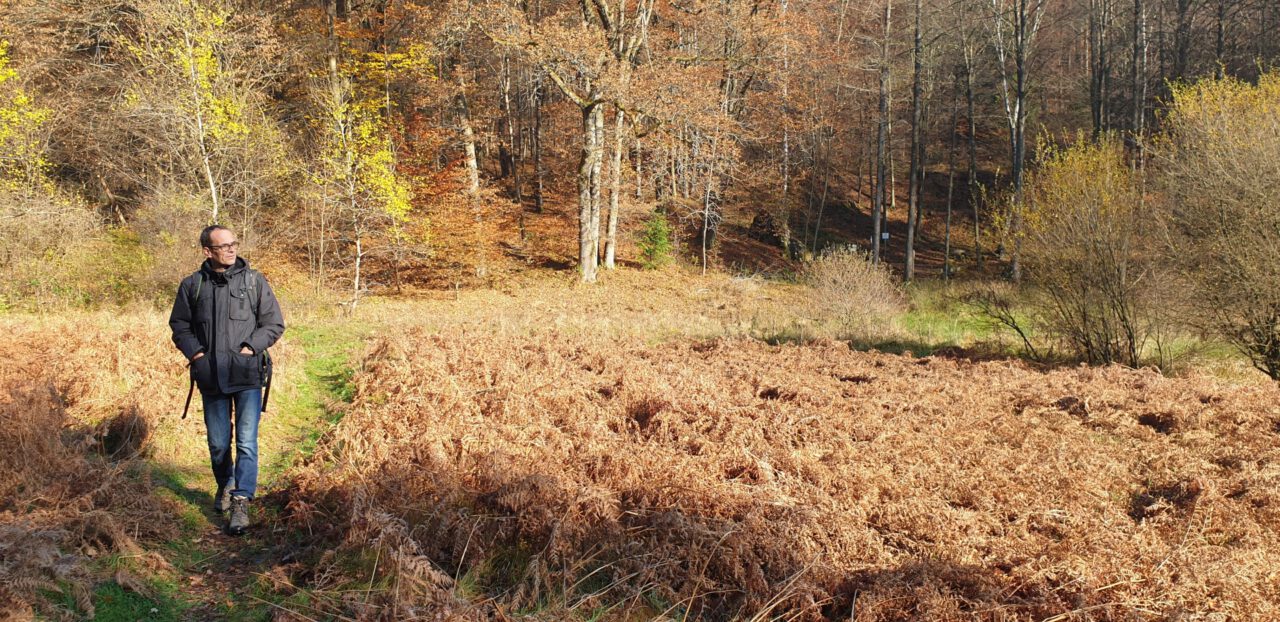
[205,241,240,252]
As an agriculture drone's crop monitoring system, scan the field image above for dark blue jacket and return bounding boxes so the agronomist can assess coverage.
[169,257,285,395]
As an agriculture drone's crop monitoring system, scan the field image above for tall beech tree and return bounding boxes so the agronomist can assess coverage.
[486,0,655,283]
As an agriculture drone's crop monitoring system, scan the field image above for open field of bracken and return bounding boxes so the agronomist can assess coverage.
[285,326,1280,620]
[4,271,1280,621]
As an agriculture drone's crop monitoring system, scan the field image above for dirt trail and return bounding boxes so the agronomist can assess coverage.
[139,322,361,621]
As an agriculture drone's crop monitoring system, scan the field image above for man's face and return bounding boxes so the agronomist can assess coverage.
[203,228,239,269]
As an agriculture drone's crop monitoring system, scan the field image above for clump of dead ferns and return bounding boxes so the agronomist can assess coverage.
[0,317,183,619]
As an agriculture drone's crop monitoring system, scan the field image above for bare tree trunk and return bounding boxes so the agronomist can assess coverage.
[604,107,624,269]
[501,54,523,206]
[322,0,347,290]
[590,101,604,262]
[811,133,832,255]
[683,126,694,199]
[944,84,959,280]
[702,179,711,275]
[905,0,924,281]
[866,128,876,246]
[347,172,362,310]
[964,42,982,270]
[1173,0,1194,81]
[578,100,604,283]
[531,78,545,213]
[1262,2,1269,65]
[182,28,221,223]
[351,235,362,311]
[458,77,480,195]
[991,0,1045,282]
[1089,0,1113,137]
[1011,0,1041,282]
[701,131,721,275]
[634,136,643,199]
[1010,40,1026,283]
[889,127,897,211]
[1132,0,1146,165]
[873,0,892,264]
[779,0,792,255]
[1214,0,1225,79]
[802,130,816,248]
[457,71,486,278]
[669,146,677,200]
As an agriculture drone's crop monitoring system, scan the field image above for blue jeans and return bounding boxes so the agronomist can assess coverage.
[203,388,261,500]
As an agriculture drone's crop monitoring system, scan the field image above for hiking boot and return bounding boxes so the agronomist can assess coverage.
[226,495,250,536]
[214,481,234,513]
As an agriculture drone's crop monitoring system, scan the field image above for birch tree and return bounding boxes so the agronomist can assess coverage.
[119,0,285,227]
[989,0,1048,281]
[312,0,421,308]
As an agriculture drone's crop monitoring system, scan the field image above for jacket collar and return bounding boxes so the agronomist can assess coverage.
[201,256,249,280]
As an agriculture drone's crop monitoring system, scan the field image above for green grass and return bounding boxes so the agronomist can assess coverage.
[894,280,1268,378]
[897,305,993,349]
[43,548,191,622]
[86,581,187,622]
[267,321,365,477]
[897,281,999,348]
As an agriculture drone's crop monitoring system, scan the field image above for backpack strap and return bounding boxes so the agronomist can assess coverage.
[189,271,206,310]
[245,270,260,310]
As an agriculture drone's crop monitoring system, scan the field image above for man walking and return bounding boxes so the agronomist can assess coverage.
[169,225,285,536]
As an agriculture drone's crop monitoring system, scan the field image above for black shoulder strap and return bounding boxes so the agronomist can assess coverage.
[189,271,205,310]
[246,270,261,310]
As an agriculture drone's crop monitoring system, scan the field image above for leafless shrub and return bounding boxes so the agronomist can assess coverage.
[803,245,905,340]
[961,281,1044,360]
[128,189,214,299]
[0,187,99,308]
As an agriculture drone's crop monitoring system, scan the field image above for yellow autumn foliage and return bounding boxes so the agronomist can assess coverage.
[1155,71,1280,378]
[0,41,51,191]
[1020,134,1173,366]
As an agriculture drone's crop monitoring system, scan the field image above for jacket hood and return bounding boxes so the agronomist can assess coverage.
[201,256,249,278]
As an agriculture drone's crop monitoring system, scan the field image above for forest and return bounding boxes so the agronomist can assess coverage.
[0,0,1274,290]
[3,0,1280,620]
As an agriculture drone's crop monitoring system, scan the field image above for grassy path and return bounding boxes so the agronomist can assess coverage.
[90,320,364,621]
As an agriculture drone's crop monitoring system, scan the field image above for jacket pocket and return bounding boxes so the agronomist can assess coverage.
[229,288,253,321]
[190,355,217,392]
[228,352,262,387]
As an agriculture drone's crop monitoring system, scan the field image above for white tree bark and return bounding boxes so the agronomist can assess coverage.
[604,107,624,269]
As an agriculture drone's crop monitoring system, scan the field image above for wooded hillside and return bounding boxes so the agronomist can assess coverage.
[2,0,1276,302]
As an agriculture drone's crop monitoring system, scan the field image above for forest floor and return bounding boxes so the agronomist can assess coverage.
[3,268,1277,621]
